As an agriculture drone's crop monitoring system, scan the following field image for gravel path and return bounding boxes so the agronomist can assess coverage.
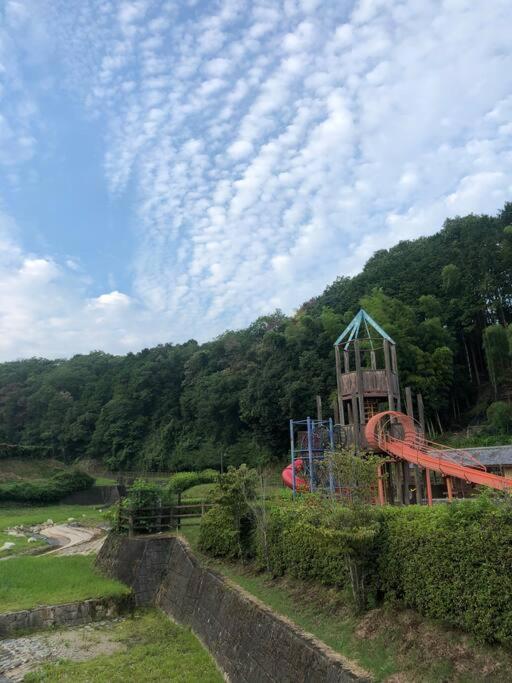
[0,620,125,681]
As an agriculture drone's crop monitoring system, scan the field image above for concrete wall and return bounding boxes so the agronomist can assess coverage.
[61,484,122,506]
[97,534,371,683]
[0,595,133,637]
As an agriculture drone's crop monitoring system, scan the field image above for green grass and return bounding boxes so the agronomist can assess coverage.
[0,503,107,530]
[94,476,117,485]
[0,529,47,557]
[0,555,130,613]
[181,483,217,502]
[25,610,223,682]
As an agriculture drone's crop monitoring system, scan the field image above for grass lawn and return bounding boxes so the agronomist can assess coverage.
[181,483,217,502]
[0,555,129,612]
[94,476,118,485]
[25,610,223,683]
[0,503,107,531]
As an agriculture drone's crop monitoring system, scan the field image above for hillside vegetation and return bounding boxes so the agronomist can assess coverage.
[1,204,512,470]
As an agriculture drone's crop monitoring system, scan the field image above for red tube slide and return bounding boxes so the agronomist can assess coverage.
[365,410,512,492]
[282,458,308,491]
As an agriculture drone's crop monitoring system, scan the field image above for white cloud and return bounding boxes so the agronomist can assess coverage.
[1,0,512,358]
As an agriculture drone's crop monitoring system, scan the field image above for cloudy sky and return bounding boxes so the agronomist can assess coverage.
[0,0,511,360]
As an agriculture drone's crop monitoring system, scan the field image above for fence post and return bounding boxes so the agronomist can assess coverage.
[128,513,134,538]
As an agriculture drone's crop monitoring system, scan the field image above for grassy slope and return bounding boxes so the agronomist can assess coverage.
[179,527,512,683]
[0,458,67,483]
[0,555,129,612]
[25,610,223,683]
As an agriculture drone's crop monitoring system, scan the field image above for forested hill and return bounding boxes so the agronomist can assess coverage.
[2,203,512,472]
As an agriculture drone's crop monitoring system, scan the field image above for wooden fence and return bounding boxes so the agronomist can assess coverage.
[117,502,213,537]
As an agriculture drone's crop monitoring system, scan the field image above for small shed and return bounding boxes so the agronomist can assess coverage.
[464,446,512,479]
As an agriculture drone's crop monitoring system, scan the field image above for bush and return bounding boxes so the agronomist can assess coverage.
[379,497,512,645]
[198,505,241,558]
[486,401,512,434]
[167,469,218,498]
[0,469,94,503]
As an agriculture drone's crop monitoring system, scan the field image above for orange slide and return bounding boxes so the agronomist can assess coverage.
[365,411,512,492]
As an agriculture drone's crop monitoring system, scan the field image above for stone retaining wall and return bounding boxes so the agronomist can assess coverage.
[97,534,372,683]
[0,595,133,638]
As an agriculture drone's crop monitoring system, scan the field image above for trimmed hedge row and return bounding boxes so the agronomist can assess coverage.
[0,469,94,503]
[199,495,512,645]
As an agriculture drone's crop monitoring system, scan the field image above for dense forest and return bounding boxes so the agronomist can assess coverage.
[2,204,512,471]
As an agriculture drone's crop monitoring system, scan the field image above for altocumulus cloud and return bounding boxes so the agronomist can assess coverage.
[1,0,512,359]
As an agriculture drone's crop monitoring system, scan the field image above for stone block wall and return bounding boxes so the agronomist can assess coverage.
[0,595,133,638]
[97,534,371,683]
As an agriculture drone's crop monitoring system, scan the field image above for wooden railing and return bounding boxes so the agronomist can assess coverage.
[117,502,213,537]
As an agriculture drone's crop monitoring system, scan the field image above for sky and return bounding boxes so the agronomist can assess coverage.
[0,0,511,361]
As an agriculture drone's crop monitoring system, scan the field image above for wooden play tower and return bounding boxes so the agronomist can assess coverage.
[334,309,401,449]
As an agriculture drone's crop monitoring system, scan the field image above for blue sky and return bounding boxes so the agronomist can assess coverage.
[0,0,511,360]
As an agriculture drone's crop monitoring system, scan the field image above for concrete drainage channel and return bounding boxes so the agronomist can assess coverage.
[97,534,372,683]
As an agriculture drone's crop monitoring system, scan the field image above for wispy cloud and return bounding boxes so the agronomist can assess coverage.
[0,0,512,359]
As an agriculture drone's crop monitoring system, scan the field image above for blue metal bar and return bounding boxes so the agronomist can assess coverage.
[290,419,296,497]
[362,310,394,343]
[328,417,335,495]
[306,416,315,492]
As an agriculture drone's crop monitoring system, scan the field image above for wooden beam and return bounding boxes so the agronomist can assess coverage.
[405,386,414,420]
[417,393,425,436]
[425,468,433,506]
[351,395,360,450]
[354,340,366,425]
[334,345,344,426]
[446,476,453,502]
[383,340,395,411]
[316,395,323,422]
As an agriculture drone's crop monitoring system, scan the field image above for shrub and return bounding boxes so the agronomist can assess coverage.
[0,469,94,503]
[486,401,512,434]
[379,497,512,645]
[198,505,241,558]
[167,469,218,499]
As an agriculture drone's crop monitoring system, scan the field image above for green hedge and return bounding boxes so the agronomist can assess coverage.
[199,494,512,645]
[379,498,512,644]
[0,469,94,503]
[167,469,218,496]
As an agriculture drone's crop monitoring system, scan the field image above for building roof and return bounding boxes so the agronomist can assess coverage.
[463,445,512,467]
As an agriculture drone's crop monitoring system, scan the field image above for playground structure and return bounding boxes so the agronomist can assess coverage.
[282,309,512,504]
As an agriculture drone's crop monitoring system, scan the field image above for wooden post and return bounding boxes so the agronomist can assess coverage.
[334,345,344,426]
[402,461,410,505]
[383,340,395,411]
[344,348,350,374]
[370,350,377,370]
[395,461,404,504]
[377,464,385,505]
[425,469,433,506]
[128,513,134,538]
[414,466,424,504]
[351,396,360,450]
[316,395,323,422]
[405,387,414,420]
[391,344,401,411]
[354,340,365,426]
[417,393,425,437]
[446,476,453,502]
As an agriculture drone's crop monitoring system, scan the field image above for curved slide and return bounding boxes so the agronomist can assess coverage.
[282,459,308,491]
[365,410,512,492]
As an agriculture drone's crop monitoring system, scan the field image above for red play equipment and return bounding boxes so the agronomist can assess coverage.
[365,410,512,504]
[281,410,512,505]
